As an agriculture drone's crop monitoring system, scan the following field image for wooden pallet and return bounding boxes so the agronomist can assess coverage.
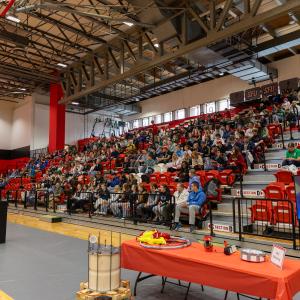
[76,280,132,300]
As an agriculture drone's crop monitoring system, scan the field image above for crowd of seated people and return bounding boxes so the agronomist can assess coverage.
[0,90,299,231]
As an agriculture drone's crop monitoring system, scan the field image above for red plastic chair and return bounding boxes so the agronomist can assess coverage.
[205,170,220,182]
[274,170,293,185]
[249,200,273,224]
[273,203,295,225]
[263,182,286,200]
[195,171,207,187]
[149,175,158,183]
[286,183,296,202]
[159,174,170,185]
[219,169,235,185]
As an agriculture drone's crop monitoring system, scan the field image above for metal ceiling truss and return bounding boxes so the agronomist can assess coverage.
[60,0,300,105]
[0,0,299,105]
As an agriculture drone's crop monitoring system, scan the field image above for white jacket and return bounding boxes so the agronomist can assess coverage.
[173,189,189,205]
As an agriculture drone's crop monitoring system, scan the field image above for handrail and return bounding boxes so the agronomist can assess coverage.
[233,197,298,250]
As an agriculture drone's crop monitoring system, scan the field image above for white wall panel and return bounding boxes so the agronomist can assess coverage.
[0,101,14,149]
[125,55,300,121]
[10,97,33,149]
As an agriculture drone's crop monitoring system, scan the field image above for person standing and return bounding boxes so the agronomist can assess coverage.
[151,120,158,144]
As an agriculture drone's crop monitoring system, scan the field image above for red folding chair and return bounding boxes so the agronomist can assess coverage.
[273,203,295,225]
[219,169,235,186]
[274,170,293,185]
[249,200,273,224]
[286,183,296,202]
[263,182,286,200]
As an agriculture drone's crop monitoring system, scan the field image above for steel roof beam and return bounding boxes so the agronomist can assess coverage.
[60,0,300,104]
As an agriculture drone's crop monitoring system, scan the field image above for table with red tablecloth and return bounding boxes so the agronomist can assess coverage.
[121,239,300,300]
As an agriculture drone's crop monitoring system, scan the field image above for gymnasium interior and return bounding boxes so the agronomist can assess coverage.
[1,0,300,299]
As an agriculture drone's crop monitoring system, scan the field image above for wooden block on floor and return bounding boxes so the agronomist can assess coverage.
[80,282,88,291]
[39,215,62,223]
[77,281,131,300]
[121,280,130,289]
[76,289,92,300]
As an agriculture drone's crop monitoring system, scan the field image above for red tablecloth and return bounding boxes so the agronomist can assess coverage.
[121,240,300,300]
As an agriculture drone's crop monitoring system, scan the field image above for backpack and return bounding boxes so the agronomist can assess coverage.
[203,178,220,197]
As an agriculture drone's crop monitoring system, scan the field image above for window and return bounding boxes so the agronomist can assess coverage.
[206,102,215,113]
[124,122,129,132]
[218,99,229,111]
[133,119,139,129]
[142,118,149,127]
[149,116,154,123]
[164,112,172,122]
[175,109,185,120]
[190,105,200,117]
[155,114,162,124]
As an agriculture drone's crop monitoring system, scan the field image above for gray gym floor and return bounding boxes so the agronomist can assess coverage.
[1,223,300,300]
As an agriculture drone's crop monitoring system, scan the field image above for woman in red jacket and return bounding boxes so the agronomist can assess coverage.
[227,146,247,174]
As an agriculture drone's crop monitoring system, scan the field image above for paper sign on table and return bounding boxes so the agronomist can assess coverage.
[271,244,286,269]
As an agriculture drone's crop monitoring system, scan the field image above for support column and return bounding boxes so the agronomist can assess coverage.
[49,82,65,152]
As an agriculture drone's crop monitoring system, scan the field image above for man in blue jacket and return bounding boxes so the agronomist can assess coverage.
[188,169,201,190]
[174,181,206,233]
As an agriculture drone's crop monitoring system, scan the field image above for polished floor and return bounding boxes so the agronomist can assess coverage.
[1,215,300,300]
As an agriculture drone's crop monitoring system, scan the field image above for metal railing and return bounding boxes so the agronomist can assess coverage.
[233,197,299,249]
[3,189,217,234]
[4,189,56,212]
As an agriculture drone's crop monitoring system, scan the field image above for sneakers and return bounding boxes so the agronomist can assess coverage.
[189,225,196,233]
[173,223,182,231]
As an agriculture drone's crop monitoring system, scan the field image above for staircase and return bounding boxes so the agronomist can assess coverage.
[207,130,300,233]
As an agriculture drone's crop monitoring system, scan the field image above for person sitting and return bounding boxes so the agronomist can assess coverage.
[245,122,254,138]
[156,147,172,164]
[174,182,206,233]
[188,169,201,189]
[211,149,227,171]
[172,183,189,230]
[94,183,110,215]
[248,128,265,164]
[152,184,171,223]
[166,153,182,172]
[138,153,156,174]
[135,184,149,218]
[227,146,246,173]
[191,151,203,170]
[142,183,159,220]
[70,184,90,212]
[282,142,300,167]
[109,185,122,217]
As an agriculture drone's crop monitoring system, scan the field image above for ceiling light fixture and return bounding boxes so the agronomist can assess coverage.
[6,15,20,23]
[19,88,26,91]
[71,101,79,105]
[154,43,159,48]
[57,63,67,68]
[123,21,134,27]
[219,72,224,76]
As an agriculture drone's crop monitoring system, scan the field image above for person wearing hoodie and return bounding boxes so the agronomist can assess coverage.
[188,169,201,190]
[174,181,206,233]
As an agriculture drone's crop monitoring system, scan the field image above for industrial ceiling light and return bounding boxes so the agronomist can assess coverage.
[71,101,79,105]
[154,43,159,48]
[123,21,134,27]
[219,72,224,76]
[19,88,26,91]
[57,63,67,68]
[6,15,20,23]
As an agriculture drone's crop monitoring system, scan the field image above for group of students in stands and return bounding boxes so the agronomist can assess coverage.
[1,90,300,231]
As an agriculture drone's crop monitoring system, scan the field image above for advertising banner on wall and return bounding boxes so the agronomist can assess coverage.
[293,175,300,220]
